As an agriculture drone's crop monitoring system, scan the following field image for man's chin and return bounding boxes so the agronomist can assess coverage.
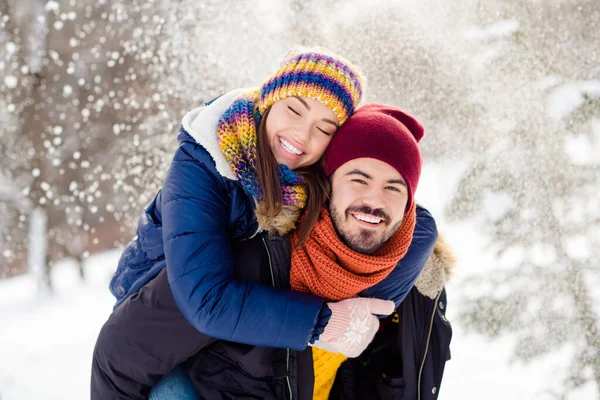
[344,232,385,254]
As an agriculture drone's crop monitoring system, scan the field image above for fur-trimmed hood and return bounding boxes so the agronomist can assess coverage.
[181,89,300,236]
[181,89,248,181]
[414,234,456,299]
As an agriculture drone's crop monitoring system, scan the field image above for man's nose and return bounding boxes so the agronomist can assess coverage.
[360,187,386,210]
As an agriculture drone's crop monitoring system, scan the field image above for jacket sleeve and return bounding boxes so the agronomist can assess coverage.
[161,144,324,350]
[91,268,216,400]
[360,205,438,308]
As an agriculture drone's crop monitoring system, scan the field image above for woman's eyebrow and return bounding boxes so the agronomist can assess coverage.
[292,96,338,127]
[322,118,338,127]
[291,96,310,110]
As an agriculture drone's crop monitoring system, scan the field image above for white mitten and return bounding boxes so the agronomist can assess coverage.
[310,297,395,358]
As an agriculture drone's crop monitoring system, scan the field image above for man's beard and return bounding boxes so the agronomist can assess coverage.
[329,202,403,255]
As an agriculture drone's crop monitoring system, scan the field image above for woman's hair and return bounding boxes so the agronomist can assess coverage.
[256,106,331,246]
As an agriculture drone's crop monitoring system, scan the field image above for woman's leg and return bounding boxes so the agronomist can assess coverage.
[149,366,200,400]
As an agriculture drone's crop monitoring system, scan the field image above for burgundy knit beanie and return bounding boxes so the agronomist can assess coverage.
[323,103,424,213]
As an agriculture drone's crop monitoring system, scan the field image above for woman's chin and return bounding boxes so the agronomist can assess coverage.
[273,152,299,170]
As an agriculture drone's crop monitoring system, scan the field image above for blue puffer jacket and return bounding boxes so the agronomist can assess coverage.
[111,89,324,350]
[109,89,438,351]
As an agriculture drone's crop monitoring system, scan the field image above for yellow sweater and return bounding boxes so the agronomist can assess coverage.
[312,348,348,399]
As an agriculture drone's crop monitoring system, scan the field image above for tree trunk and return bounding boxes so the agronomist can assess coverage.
[22,72,53,293]
[28,207,51,294]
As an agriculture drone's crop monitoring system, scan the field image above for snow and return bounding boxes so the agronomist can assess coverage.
[3,75,18,89]
[0,177,28,210]
[546,81,600,121]
[0,1,597,398]
[0,166,596,400]
[565,131,600,165]
[44,1,60,13]
[564,235,592,261]
[470,42,505,71]
[0,251,119,400]
[5,42,17,54]
[63,85,73,96]
[464,19,520,41]
[481,190,515,222]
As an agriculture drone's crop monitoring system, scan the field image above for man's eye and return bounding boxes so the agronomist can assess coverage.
[352,179,367,185]
[288,106,301,116]
[386,186,406,193]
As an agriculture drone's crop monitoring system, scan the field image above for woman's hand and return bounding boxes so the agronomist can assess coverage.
[309,297,395,358]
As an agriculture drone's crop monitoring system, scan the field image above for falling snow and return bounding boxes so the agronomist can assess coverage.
[3,75,18,88]
[0,0,598,399]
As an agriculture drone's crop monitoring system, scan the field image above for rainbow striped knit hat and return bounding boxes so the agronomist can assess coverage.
[256,47,365,125]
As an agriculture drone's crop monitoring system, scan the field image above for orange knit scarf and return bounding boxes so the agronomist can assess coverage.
[290,203,417,301]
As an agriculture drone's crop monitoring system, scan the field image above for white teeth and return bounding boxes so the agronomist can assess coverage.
[354,214,382,224]
[280,138,303,155]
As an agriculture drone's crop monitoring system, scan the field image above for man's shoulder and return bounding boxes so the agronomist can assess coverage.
[415,203,435,220]
[414,204,438,242]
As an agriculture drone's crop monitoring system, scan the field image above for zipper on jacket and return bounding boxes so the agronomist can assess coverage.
[286,349,293,399]
[262,236,276,286]
[262,237,293,399]
[417,290,443,400]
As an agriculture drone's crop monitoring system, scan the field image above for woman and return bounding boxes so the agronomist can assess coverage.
[107,47,371,354]
[93,101,439,400]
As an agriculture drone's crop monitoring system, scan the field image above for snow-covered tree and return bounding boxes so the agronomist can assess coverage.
[0,0,178,284]
[446,1,600,395]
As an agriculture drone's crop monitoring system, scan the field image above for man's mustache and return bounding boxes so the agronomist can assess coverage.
[345,205,390,225]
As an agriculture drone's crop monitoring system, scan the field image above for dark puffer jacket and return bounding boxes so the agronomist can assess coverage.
[107,90,437,352]
[108,90,324,350]
[91,212,452,399]
[330,237,455,400]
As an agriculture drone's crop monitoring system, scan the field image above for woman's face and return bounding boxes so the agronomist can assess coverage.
[265,96,339,170]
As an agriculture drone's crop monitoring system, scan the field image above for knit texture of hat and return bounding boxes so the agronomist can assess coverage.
[256,46,365,126]
[322,103,424,213]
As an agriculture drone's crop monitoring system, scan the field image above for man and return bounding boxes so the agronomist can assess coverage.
[91,104,453,399]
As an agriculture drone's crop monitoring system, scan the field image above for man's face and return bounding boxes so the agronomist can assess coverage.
[329,158,409,254]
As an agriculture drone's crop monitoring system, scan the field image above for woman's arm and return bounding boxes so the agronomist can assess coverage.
[161,143,324,350]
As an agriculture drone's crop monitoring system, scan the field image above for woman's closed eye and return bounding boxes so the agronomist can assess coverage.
[288,106,301,116]
[317,126,333,136]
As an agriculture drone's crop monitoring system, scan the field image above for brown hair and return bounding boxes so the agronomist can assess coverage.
[255,106,331,246]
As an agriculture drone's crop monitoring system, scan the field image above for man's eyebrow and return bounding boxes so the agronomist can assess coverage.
[292,96,338,128]
[347,170,408,188]
[387,179,408,188]
[346,169,372,180]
